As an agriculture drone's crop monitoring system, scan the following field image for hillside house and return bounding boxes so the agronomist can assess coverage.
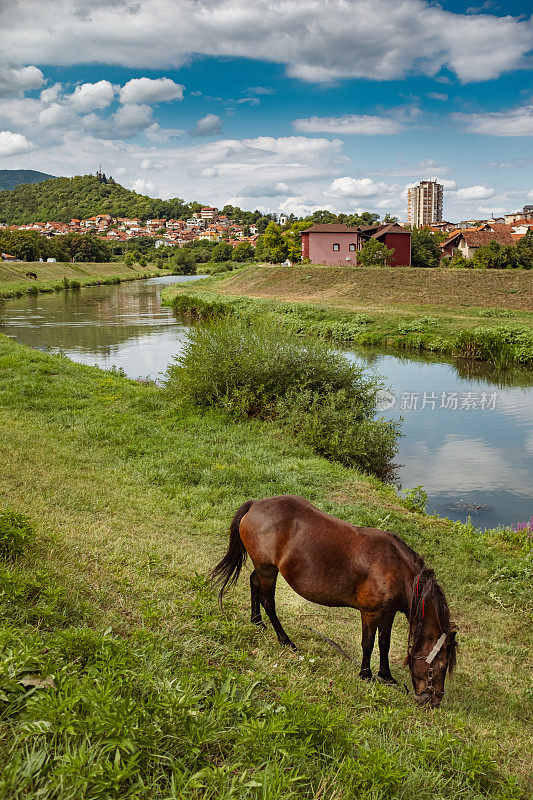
[301,223,412,266]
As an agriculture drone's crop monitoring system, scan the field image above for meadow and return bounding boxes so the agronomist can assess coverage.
[0,331,531,799]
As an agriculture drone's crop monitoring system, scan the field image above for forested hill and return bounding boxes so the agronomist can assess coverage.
[0,169,57,192]
[0,174,198,224]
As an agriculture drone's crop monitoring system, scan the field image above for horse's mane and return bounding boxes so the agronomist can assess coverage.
[387,532,457,674]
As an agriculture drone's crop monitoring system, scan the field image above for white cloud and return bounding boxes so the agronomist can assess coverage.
[294,114,404,135]
[40,83,62,104]
[119,77,184,105]
[0,2,530,84]
[0,130,34,156]
[455,185,495,201]
[454,105,533,136]
[427,91,447,101]
[477,205,505,215]
[38,102,72,128]
[131,178,157,194]
[190,113,222,137]
[112,103,153,136]
[0,65,43,97]
[327,177,385,198]
[71,80,115,111]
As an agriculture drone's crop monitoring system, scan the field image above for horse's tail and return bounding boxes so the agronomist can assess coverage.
[211,500,254,604]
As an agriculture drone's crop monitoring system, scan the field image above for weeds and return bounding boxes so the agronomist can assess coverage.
[0,510,35,560]
[165,317,399,479]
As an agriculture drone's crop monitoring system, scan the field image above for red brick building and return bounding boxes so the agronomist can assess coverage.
[301,222,411,266]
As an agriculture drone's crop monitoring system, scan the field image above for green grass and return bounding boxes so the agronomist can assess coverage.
[0,261,171,299]
[0,334,531,798]
[162,278,533,367]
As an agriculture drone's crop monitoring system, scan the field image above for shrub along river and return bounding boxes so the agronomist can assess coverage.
[2,274,532,529]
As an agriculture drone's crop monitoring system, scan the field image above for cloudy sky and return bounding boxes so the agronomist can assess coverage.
[0,0,532,220]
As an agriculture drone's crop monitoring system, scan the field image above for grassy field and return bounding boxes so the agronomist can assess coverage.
[161,266,533,367]
[0,260,170,298]
[0,333,531,798]
[212,265,533,313]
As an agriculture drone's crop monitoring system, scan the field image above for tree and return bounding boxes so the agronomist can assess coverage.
[171,248,196,275]
[515,229,533,269]
[124,253,134,267]
[357,238,394,267]
[233,241,255,262]
[255,222,288,263]
[471,241,522,269]
[409,227,444,268]
[211,241,233,262]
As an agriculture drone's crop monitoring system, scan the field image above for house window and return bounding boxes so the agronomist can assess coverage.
[332,243,340,251]
[349,243,356,251]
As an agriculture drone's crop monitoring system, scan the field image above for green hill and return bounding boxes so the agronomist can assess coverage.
[0,169,57,192]
[0,174,197,224]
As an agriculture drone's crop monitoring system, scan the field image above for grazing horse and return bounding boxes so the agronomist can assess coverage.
[25,272,38,280]
[212,495,456,707]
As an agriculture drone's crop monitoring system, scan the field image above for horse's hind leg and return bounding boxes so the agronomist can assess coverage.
[377,612,397,684]
[257,566,296,650]
[250,570,265,627]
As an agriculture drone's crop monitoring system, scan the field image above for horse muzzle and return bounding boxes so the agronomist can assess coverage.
[414,690,442,708]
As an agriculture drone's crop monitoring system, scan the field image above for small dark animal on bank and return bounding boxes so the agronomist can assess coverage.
[212,495,457,707]
[25,272,38,280]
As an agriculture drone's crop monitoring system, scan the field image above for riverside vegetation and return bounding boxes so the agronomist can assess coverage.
[163,265,533,368]
[0,260,174,299]
[0,324,531,799]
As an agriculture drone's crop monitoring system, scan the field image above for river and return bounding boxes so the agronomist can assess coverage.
[2,274,532,529]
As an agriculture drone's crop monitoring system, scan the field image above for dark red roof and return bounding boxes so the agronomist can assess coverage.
[301,223,355,233]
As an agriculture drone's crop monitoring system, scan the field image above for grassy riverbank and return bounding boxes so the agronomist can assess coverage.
[0,334,531,798]
[161,266,533,367]
[0,260,170,299]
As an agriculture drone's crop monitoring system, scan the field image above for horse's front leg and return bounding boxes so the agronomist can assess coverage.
[377,612,397,684]
[359,612,378,680]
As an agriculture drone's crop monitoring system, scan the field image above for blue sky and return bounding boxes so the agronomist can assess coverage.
[0,0,531,220]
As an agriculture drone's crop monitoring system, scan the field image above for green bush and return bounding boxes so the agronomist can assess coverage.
[0,510,35,560]
[277,388,400,481]
[166,318,399,479]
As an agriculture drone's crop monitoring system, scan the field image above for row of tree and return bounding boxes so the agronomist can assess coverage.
[0,230,112,262]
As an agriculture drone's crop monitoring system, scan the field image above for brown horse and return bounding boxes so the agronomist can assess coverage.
[212,495,456,707]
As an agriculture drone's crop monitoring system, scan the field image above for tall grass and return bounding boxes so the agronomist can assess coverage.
[165,317,399,480]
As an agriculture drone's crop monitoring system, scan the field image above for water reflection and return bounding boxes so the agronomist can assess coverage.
[1,275,200,381]
[1,275,532,528]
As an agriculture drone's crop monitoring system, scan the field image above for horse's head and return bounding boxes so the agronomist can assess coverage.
[410,630,456,707]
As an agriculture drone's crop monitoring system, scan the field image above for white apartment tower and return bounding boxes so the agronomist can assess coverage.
[407,179,443,227]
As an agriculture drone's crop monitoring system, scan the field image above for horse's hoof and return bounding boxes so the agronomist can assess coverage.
[283,640,297,651]
[359,669,372,681]
[377,674,397,685]
[253,620,267,629]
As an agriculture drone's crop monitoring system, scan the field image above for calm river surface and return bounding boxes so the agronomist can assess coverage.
[2,274,532,529]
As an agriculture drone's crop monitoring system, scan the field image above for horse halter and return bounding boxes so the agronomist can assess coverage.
[413,632,447,698]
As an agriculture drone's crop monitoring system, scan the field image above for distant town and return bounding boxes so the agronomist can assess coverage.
[1,176,532,266]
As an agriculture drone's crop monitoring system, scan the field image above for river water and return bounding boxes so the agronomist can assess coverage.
[2,274,532,529]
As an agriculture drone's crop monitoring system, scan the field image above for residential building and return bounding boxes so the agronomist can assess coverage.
[301,223,411,266]
[200,206,218,222]
[440,225,516,260]
[407,179,443,227]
